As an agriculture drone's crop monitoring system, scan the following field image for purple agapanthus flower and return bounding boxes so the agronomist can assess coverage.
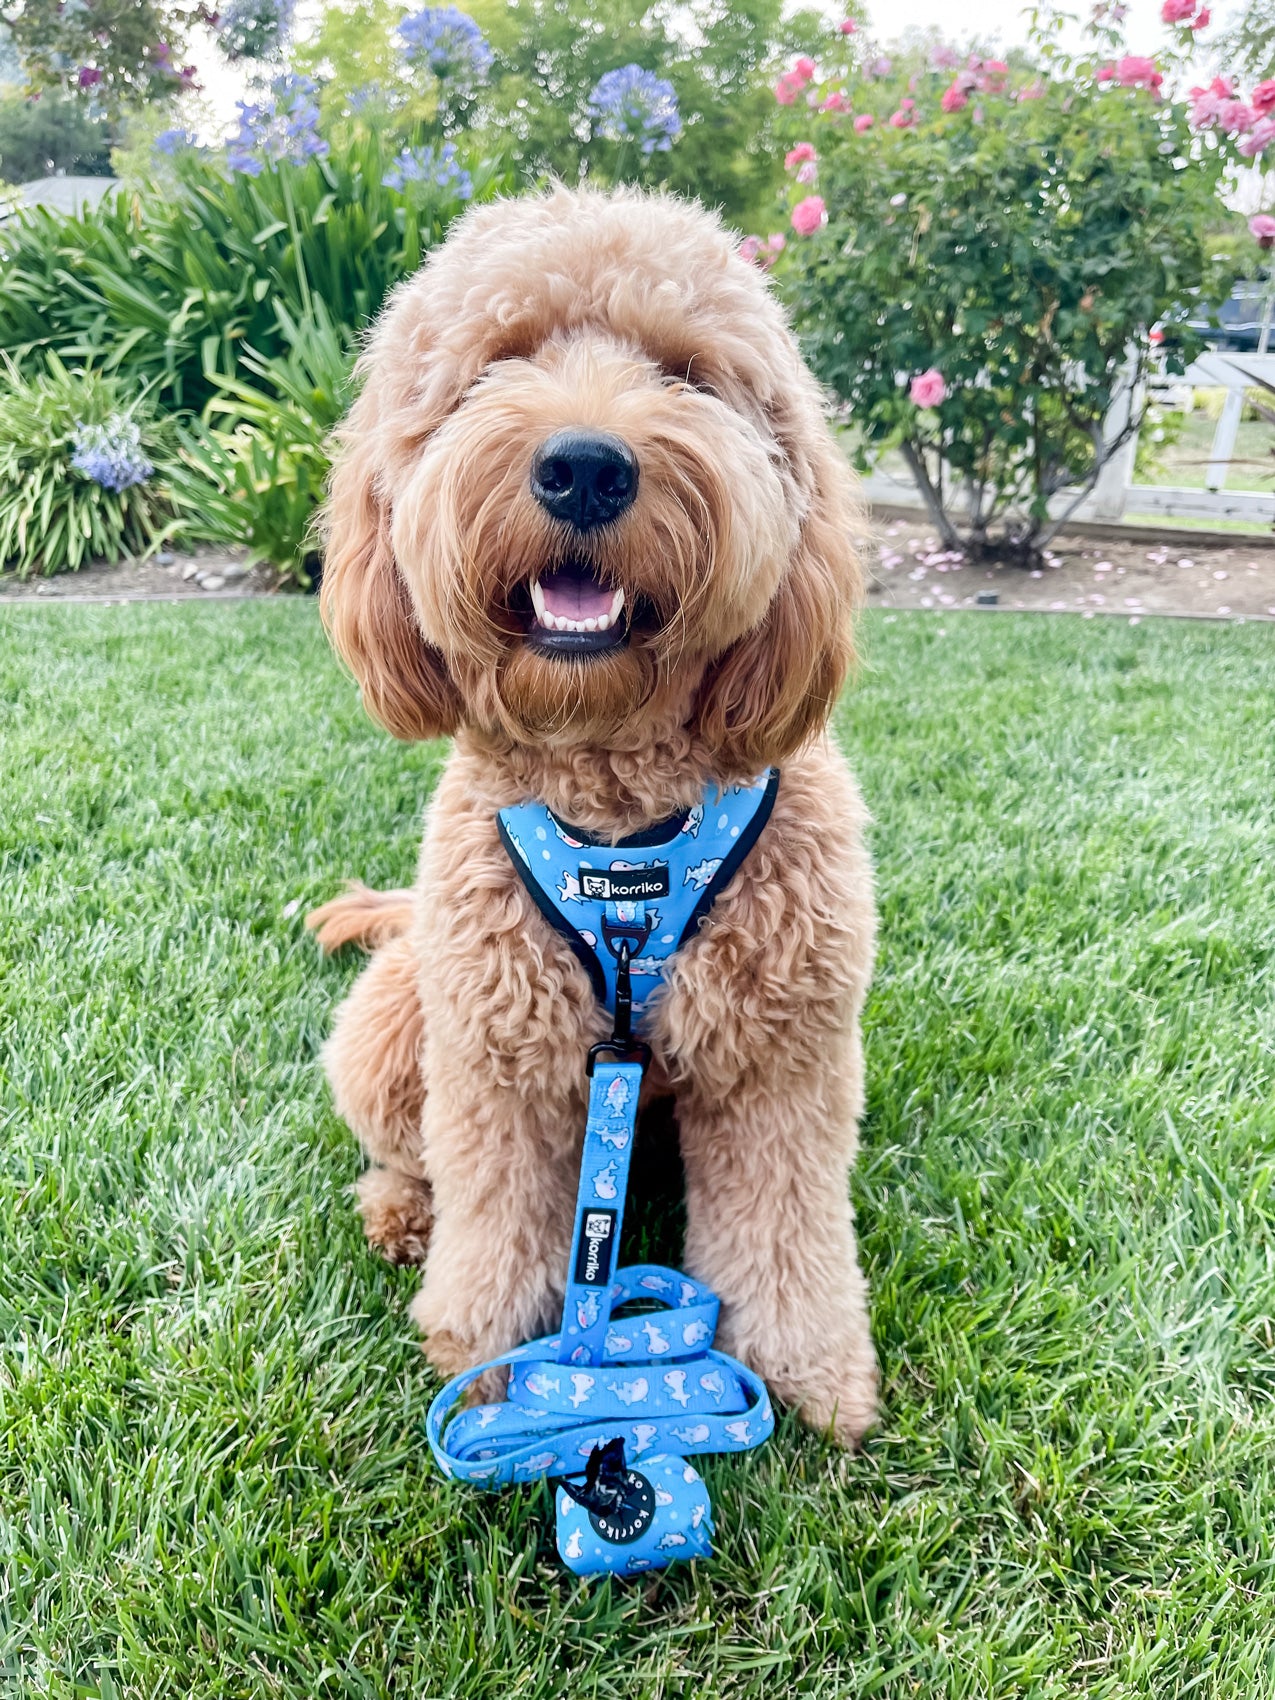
[226,72,328,175]
[399,7,492,84]
[381,140,473,198]
[587,65,681,156]
[70,417,154,493]
[153,127,193,155]
[216,0,296,61]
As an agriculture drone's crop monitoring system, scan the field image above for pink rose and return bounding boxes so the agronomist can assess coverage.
[910,369,948,408]
[77,65,102,87]
[889,107,914,127]
[867,55,891,77]
[784,143,817,168]
[1253,78,1275,115]
[838,17,857,33]
[739,235,762,263]
[1191,6,1210,26]
[766,233,786,252]
[790,195,826,236]
[796,160,817,183]
[853,113,874,131]
[941,83,968,112]
[794,56,817,81]
[1218,99,1254,133]
[774,74,801,105]
[1096,63,1115,82]
[1240,116,1275,157]
[1018,81,1046,100]
[1115,55,1160,89]
[1160,0,1195,20]
[821,91,851,112]
[1250,214,1275,248]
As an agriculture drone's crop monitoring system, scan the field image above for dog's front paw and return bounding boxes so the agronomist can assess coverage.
[721,1318,879,1450]
[356,1167,433,1266]
[793,1360,879,1450]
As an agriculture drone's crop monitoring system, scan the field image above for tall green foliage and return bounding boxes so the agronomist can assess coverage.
[0,128,505,410]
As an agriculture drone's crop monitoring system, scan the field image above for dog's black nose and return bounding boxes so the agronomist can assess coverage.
[530,430,638,531]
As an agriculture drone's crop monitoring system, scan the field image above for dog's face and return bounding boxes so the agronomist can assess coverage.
[323,187,862,774]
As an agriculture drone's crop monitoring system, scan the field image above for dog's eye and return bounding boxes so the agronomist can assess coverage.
[663,366,720,401]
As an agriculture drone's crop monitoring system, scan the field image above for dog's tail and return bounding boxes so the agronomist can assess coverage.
[306,882,414,952]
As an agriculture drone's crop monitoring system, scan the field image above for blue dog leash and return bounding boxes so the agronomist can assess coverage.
[426,781,781,1575]
[425,1037,774,1575]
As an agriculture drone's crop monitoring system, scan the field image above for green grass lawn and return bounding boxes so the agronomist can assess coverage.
[2,604,1274,1698]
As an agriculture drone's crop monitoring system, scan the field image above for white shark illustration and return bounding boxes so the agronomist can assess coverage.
[698,1370,727,1403]
[631,1423,658,1453]
[639,1273,673,1294]
[663,1369,690,1407]
[641,1318,670,1354]
[724,1419,753,1445]
[568,1373,595,1409]
[523,1372,560,1399]
[505,830,529,865]
[563,1527,584,1560]
[690,1502,707,1529]
[557,869,584,904]
[550,818,585,848]
[473,1405,502,1428]
[683,857,722,891]
[657,1532,688,1551]
[681,804,703,838]
[679,1280,699,1306]
[604,1075,631,1117]
[681,1320,710,1348]
[654,1485,674,1506]
[576,1291,600,1330]
[605,1332,632,1356]
[672,1423,711,1445]
[598,1125,630,1150]
[592,1161,619,1200]
[606,1377,649,1406]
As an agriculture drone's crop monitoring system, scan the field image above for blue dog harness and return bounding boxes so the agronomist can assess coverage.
[496,767,779,1033]
[425,772,781,1577]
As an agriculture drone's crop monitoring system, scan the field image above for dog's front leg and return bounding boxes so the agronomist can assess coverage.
[408,1005,594,1381]
[673,1027,878,1448]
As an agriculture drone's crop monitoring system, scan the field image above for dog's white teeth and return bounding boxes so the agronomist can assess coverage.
[584,617,599,632]
[608,588,625,623]
[531,579,548,622]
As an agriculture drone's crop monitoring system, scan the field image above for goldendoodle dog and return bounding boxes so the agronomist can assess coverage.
[308,184,879,1445]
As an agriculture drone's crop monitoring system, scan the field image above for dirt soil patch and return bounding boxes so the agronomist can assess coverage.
[0,547,275,602]
[867,520,1275,621]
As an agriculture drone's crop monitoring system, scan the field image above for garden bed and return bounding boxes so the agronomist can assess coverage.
[0,546,269,602]
[867,517,1275,620]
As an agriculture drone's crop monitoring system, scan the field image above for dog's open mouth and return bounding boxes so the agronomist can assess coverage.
[523,561,629,658]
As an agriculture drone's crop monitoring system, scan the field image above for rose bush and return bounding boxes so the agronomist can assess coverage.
[772,11,1251,561]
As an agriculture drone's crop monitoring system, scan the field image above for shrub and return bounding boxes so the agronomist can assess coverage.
[774,17,1243,560]
[166,298,354,584]
[0,356,174,577]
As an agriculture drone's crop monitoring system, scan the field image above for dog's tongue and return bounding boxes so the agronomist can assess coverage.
[539,565,613,622]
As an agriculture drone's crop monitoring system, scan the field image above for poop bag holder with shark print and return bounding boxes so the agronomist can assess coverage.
[425,778,780,1578]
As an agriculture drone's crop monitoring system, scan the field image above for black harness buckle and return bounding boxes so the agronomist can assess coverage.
[585,938,652,1075]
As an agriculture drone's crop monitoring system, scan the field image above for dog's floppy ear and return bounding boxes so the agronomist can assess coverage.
[320,339,463,742]
[695,434,863,775]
